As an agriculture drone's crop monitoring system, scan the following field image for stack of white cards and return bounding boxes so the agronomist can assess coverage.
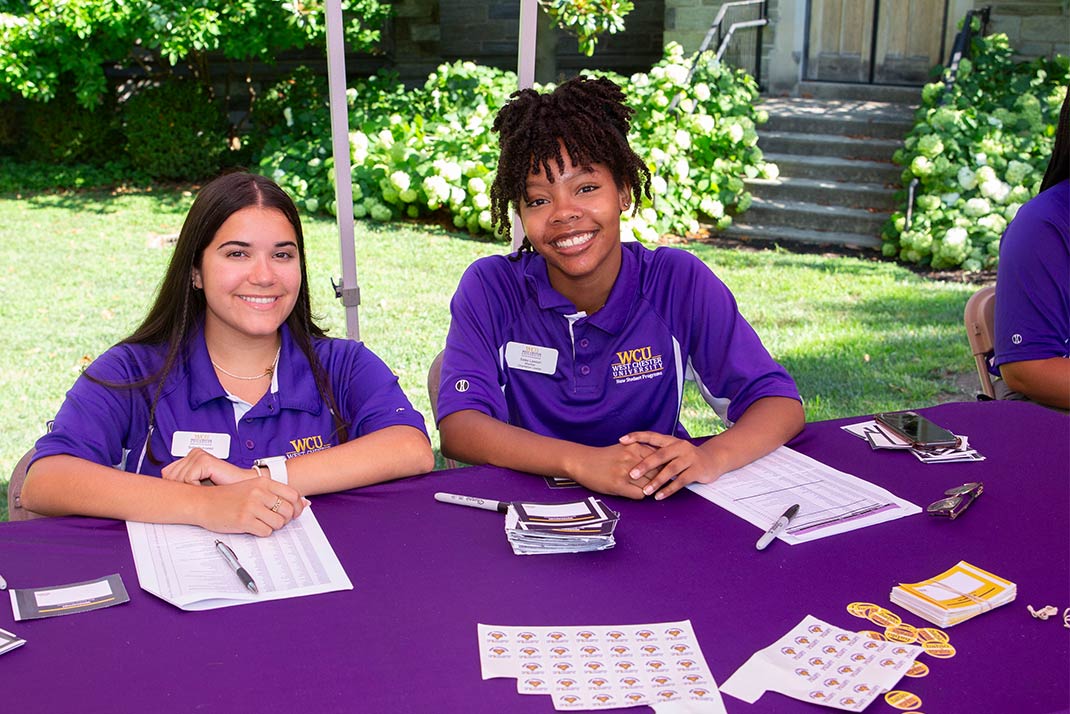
[505,497,619,555]
[890,561,1016,627]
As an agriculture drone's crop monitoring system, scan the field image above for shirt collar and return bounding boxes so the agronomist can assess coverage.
[522,243,641,336]
[187,322,322,414]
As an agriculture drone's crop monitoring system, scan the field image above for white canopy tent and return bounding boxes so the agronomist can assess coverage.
[324,0,539,340]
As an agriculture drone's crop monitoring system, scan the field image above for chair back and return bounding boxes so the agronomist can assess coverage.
[964,285,997,399]
[427,349,445,423]
[8,447,46,521]
[426,350,458,469]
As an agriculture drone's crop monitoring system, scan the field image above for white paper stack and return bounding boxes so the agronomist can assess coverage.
[504,497,619,555]
[890,561,1016,627]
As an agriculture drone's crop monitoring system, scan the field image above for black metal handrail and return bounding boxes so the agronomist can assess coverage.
[668,0,767,113]
[904,5,991,231]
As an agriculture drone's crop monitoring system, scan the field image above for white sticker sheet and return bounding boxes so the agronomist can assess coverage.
[719,615,922,711]
[477,620,726,713]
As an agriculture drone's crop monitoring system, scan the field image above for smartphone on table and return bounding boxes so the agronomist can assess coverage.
[873,411,959,450]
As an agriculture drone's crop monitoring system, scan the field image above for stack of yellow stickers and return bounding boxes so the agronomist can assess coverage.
[889,561,1016,627]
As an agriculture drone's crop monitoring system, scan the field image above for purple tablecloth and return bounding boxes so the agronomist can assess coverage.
[1,401,1067,713]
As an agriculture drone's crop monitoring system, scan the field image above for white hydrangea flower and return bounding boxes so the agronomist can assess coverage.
[941,192,960,205]
[434,159,462,183]
[674,128,691,150]
[944,226,968,248]
[979,179,1010,204]
[976,166,997,184]
[957,167,977,190]
[350,131,369,164]
[674,158,690,181]
[693,83,711,101]
[964,197,991,217]
[467,177,487,194]
[422,175,450,206]
[651,175,668,195]
[728,123,744,144]
[664,63,689,86]
[389,171,411,192]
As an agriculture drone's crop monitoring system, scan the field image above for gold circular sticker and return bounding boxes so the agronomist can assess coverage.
[884,623,919,643]
[857,630,886,640]
[868,609,903,627]
[846,601,879,618]
[905,660,930,678]
[922,640,957,658]
[885,690,923,710]
[916,627,950,644]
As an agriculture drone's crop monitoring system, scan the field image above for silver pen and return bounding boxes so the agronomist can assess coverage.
[214,539,259,594]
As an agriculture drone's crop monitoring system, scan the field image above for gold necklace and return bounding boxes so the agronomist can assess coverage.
[211,346,281,381]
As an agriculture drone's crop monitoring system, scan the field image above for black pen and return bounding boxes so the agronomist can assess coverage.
[434,492,510,514]
[214,539,259,594]
[756,504,800,551]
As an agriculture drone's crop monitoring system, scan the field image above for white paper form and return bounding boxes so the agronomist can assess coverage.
[687,446,920,544]
[127,506,352,611]
[478,621,727,713]
[720,615,922,711]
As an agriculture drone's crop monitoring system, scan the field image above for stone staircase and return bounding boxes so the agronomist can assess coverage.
[718,82,921,250]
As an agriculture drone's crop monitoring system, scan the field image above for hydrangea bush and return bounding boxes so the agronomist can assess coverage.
[885,31,1069,271]
[257,43,773,242]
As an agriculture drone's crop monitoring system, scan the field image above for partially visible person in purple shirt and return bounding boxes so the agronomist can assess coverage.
[23,173,434,535]
[993,90,1069,411]
[437,77,804,500]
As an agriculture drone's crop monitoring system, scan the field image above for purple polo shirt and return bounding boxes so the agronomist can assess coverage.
[993,179,1070,370]
[31,323,428,476]
[438,241,800,446]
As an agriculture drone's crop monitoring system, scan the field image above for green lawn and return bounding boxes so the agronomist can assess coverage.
[0,189,985,520]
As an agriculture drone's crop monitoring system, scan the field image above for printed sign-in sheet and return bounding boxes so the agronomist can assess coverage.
[720,615,922,711]
[127,507,352,611]
[688,446,920,544]
[478,620,726,713]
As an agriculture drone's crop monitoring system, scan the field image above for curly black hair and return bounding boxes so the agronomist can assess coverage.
[489,76,651,251]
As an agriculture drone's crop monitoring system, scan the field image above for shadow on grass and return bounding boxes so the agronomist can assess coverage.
[5,188,193,215]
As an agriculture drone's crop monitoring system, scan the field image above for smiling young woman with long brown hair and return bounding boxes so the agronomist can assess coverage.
[23,172,433,534]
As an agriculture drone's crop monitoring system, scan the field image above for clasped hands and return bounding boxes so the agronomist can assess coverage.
[161,448,305,536]
[574,432,719,501]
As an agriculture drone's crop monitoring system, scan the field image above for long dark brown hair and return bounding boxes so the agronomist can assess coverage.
[98,172,347,462]
[489,76,651,251]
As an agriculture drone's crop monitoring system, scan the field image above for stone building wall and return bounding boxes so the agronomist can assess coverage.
[389,0,665,84]
[985,1,1070,59]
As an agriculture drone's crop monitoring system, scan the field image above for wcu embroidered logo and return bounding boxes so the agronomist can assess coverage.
[287,434,330,458]
[611,345,664,383]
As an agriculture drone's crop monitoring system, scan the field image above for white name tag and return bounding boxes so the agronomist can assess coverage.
[171,431,231,459]
[505,342,559,375]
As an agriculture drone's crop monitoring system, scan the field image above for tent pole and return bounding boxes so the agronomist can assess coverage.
[325,0,361,340]
[512,0,539,251]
